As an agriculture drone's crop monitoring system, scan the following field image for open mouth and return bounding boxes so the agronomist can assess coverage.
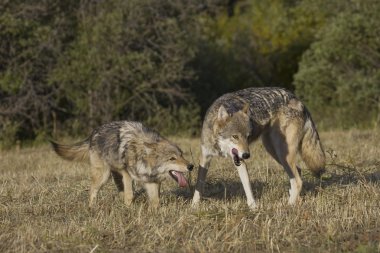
[232,148,241,166]
[169,171,188,188]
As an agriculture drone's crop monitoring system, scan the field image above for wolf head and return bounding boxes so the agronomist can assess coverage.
[215,104,252,166]
[144,140,193,187]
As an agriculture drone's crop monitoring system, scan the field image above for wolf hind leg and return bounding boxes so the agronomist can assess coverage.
[89,163,111,207]
[191,147,212,208]
[268,122,303,205]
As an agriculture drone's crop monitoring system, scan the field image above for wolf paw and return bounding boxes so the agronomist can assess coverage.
[191,191,201,208]
[124,199,133,207]
[288,189,299,205]
[247,202,257,211]
[288,194,299,205]
[191,200,200,209]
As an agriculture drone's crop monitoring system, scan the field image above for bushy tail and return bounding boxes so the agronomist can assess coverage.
[300,112,326,178]
[50,138,90,162]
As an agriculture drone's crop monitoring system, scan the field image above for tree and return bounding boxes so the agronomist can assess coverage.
[0,0,202,146]
[48,0,202,135]
[294,0,380,128]
[0,0,80,146]
[190,0,331,115]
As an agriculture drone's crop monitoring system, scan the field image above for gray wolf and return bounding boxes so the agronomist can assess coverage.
[51,121,194,208]
[191,87,325,210]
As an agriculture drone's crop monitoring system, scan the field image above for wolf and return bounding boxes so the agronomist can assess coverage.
[51,121,194,208]
[191,87,325,210]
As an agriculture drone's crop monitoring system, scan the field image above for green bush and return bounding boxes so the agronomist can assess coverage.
[145,103,201,137]
[48,0,201,135]
[294,1,380,128]
[2,0,380,147]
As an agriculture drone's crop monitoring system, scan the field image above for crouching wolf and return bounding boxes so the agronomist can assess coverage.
[192,87,325,210]
[51,121,193,208]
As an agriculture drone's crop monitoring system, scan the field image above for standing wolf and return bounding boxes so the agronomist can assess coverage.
[192,87,325,210]
[51,121,193,208]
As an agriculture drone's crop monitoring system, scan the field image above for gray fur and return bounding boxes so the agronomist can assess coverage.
[51,121,192,208]
[193,87,325,209]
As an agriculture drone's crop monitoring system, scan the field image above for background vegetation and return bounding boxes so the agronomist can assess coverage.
[1,0,380,147]
[1,2,379,252]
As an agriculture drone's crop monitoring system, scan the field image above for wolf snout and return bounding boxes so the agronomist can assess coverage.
[242,152,250,159]
[187,164,194,171]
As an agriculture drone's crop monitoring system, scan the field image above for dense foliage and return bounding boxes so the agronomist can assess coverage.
[294,0,380,128]
[0,0,379,147]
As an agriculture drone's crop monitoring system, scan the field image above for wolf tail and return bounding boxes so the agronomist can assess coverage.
[300,110,326,177]
[50,138,90,162]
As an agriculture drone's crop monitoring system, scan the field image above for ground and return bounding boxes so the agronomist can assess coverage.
[0,130,379,252]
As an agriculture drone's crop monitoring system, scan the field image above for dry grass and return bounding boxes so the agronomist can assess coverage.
[1,130,380,252]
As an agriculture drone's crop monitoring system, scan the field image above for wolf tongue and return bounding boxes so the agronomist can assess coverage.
[174,171,188,188]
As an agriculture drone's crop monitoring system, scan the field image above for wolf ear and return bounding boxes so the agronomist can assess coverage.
[241,103,250,114]
[217,105,230,121]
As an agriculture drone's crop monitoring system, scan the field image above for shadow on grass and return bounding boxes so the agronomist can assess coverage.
[117,164,380,202]
[303,165,380,194]
[173,166,380,201]
[172,179,267,201]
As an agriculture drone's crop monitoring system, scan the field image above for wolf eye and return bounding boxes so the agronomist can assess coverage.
[232,135,239,139]
[169,157,177,161]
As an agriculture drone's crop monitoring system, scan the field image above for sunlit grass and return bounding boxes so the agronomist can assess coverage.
[1,130,379,252]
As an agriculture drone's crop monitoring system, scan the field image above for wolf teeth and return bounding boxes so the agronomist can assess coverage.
[233,156,241,166]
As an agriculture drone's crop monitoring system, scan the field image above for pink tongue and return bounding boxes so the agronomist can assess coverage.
[232,148,239,156]
[173,171,188,187]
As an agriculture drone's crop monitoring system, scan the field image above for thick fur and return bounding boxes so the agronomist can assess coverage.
[192,87,325,209]
[300,110,325,177]
[51,139,90,162]
[51,121,193,208]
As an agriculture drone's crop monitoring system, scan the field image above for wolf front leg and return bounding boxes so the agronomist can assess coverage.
[144,182,160,208]
[191,151,212,208]
[89,163,111,208]
[236,162,257,210]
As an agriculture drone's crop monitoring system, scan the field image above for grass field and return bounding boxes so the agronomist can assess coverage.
[1,130,380,252]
